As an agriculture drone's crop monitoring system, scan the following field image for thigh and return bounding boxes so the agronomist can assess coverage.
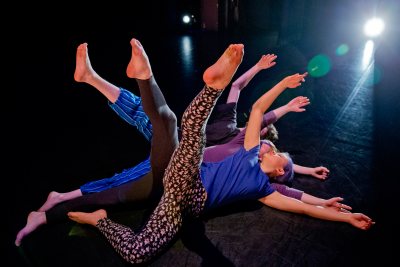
[118,172,160,203]
[136,77,179,184]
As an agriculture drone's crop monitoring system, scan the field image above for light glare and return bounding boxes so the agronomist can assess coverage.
[364,18,385,37]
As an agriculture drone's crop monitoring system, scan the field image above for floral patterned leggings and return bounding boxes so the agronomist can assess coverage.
[95,85,222,264]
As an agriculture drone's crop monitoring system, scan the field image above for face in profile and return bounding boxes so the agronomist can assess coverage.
[259,140,288,176]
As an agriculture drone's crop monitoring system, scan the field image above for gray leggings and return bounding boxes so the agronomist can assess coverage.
[46,76,177,224]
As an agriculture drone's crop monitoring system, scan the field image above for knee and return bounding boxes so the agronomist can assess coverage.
[161,108,177,130]
[127,250,155,264]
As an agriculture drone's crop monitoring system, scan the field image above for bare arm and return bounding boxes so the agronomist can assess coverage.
[244,72,308,150]
[258,191,374,230]
[272,96,310,120]
[300,194,352,212]
[294,164,330,180]
[272,183,352,212]
[227,54,277,103]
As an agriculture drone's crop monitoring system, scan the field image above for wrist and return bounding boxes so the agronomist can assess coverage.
[276,80,287,91]
[344,212,352,223]
[283,105,292,113]
[253,63,262,71]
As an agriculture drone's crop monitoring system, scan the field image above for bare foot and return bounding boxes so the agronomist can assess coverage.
[37,189,83,212]
[203,44,244,90]
[37,191,62,212]
[68,209,107,226]
[126,38,152,80]
[15,211,46,246]
[74,43,97,83]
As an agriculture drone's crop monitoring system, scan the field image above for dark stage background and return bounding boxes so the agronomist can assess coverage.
[5,1,400,266]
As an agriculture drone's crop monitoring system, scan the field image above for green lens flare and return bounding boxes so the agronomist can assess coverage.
[307,54,331,78]
[336,44,349,56]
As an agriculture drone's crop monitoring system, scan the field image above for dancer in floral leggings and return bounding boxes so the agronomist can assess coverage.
[67,40,244,263]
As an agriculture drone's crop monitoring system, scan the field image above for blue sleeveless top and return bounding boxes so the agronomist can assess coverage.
[200,145,275,211]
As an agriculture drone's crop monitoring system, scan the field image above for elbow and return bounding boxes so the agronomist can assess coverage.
[251,102,262,113]
[250,106,264,120]
[231,81,243,90]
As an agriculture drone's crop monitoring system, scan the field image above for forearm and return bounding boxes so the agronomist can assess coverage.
[232,64,262,90]
[293,164,313,175]
[303,204,351,223]
[271,105,291,120]
[300,193,326,206]
[227,65,262,103]
[252,73,305,113]
[252,81,287,114]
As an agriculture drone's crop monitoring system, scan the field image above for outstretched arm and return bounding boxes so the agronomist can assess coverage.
[294,164,330,180]
[272,183,352,212]
[272,95,310,120]
[259,191,374,230]
[244,72,308,150]
[227,54,277,103]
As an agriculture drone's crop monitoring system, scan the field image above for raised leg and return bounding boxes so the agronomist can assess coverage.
[74,42,121,103]
[126,38,178,187]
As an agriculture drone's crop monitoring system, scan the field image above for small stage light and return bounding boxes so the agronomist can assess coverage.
[182,15,191,24]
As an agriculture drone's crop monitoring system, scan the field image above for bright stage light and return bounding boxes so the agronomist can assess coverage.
[364,18,385,37]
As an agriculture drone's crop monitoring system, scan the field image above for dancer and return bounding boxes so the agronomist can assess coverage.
[67,39,374,264]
